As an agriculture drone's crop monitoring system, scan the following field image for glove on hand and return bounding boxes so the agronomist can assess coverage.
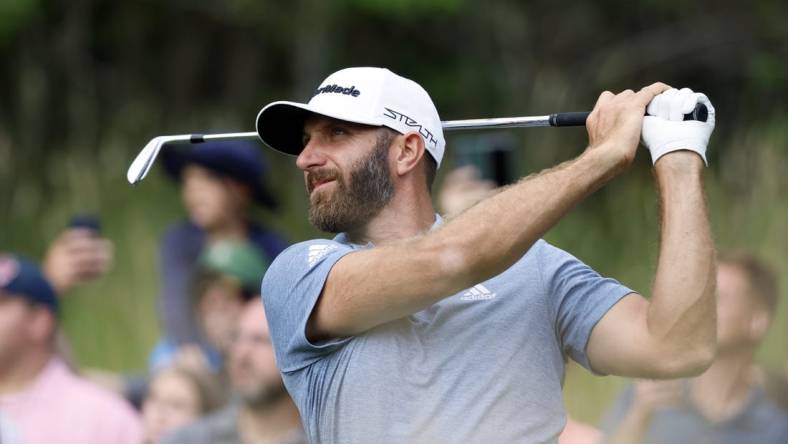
[641,88,715,165]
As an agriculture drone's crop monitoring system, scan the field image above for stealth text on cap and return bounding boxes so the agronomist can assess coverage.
[313,84,361,97]
[383,107,439,148]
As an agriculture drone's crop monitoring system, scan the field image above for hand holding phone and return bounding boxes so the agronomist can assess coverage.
[42,214,113,292]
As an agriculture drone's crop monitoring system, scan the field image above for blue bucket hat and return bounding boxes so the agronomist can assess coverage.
[161,140,278,209]
[0,255,59,314]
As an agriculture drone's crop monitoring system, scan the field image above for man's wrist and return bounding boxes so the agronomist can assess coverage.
[654,151,705,178]
[580,143,629,181]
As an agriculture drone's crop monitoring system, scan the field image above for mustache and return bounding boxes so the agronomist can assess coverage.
[306,168,340,194]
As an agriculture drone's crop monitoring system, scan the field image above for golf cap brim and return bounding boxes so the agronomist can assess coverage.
[255,67,445,166]
[255,100,384,157]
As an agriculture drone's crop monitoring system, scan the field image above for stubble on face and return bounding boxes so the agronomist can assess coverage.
[232,356,288,409]
[307,129,396,233]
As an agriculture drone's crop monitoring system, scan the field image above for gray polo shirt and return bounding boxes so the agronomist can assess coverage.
[263,219,632,443]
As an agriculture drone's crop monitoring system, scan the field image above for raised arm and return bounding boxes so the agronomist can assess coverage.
[308,84,672,341]
[587,90,717,379]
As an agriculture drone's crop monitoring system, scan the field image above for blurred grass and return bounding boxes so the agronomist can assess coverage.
[3,118,786,427]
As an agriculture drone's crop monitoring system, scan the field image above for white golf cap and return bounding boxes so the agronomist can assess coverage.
[256,67,446,167]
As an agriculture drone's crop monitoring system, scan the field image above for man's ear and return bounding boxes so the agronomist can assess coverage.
[393,132,426,178]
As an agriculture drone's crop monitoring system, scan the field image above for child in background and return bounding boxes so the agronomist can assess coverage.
[149,240,269,374]
[142,364,223,444]
[158,141,287,354]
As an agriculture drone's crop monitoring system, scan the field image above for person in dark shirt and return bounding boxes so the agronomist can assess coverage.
[158,141,287,348]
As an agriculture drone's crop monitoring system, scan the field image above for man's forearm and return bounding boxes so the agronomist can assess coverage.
[647,152,717,374]
[428,147,620,291]
[318,148,620,337]
[311,85,670,339]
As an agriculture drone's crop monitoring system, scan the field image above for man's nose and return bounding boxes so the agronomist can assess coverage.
[296,139,327,171]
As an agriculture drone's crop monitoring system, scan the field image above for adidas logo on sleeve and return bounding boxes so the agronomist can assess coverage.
[307,244,338,267]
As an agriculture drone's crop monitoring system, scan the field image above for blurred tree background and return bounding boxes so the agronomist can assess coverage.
[1,0,786,424]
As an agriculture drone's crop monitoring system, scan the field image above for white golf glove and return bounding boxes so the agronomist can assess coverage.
[641,88,715,165]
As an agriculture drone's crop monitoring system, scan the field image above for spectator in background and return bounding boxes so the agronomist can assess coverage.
[437,164,497,217]
[142,364,223,444]
[149,239,270,375]
[0,254,142,443]
[602,252,788,443]
[158,141,287,351]
[166,299,306,444]
[41,219,115,371]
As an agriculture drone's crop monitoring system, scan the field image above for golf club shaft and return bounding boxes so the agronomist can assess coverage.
[127,103,707,184]
[175,115,570,141]
[153,116,562,148]
[445,103,707,131]
[171,103,709,143]
[176,117,561,143]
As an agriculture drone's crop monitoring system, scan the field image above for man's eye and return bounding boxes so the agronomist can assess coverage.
[330,127,347,136]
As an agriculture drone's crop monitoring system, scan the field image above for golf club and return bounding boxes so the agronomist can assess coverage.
[127,104,707,185]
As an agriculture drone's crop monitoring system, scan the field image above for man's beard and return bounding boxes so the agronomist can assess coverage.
[307,130,396,233]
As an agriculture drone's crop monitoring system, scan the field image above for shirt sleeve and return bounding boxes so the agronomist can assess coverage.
[538,241,635,372]
[261,239,356,373]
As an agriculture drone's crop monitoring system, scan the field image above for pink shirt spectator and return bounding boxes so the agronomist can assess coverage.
[0,357,142,444]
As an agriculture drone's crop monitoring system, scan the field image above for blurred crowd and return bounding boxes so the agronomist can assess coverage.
[1,141,786,443]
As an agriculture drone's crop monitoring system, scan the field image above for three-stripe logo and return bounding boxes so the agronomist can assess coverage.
[460,284,496,301]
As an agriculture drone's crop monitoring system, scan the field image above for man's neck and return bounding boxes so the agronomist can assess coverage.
[0,349,52,396]
[238,397,302,444]
[690,346,756,422]
[346,187,436,246]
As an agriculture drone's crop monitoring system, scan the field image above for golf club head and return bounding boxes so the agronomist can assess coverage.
[127,135,184,184]
[127,132,262,184]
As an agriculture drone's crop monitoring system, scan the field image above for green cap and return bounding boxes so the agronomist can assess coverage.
[198,241,269,293]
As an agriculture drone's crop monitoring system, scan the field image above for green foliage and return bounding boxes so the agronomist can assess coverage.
[347,0,462,16]
[0,0,38,42]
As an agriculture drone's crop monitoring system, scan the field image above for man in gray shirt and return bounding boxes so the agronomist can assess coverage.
[257,67,718,442]
[601,253,788,444]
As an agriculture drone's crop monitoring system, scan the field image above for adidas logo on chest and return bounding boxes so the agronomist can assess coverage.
[459,284,497,301]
